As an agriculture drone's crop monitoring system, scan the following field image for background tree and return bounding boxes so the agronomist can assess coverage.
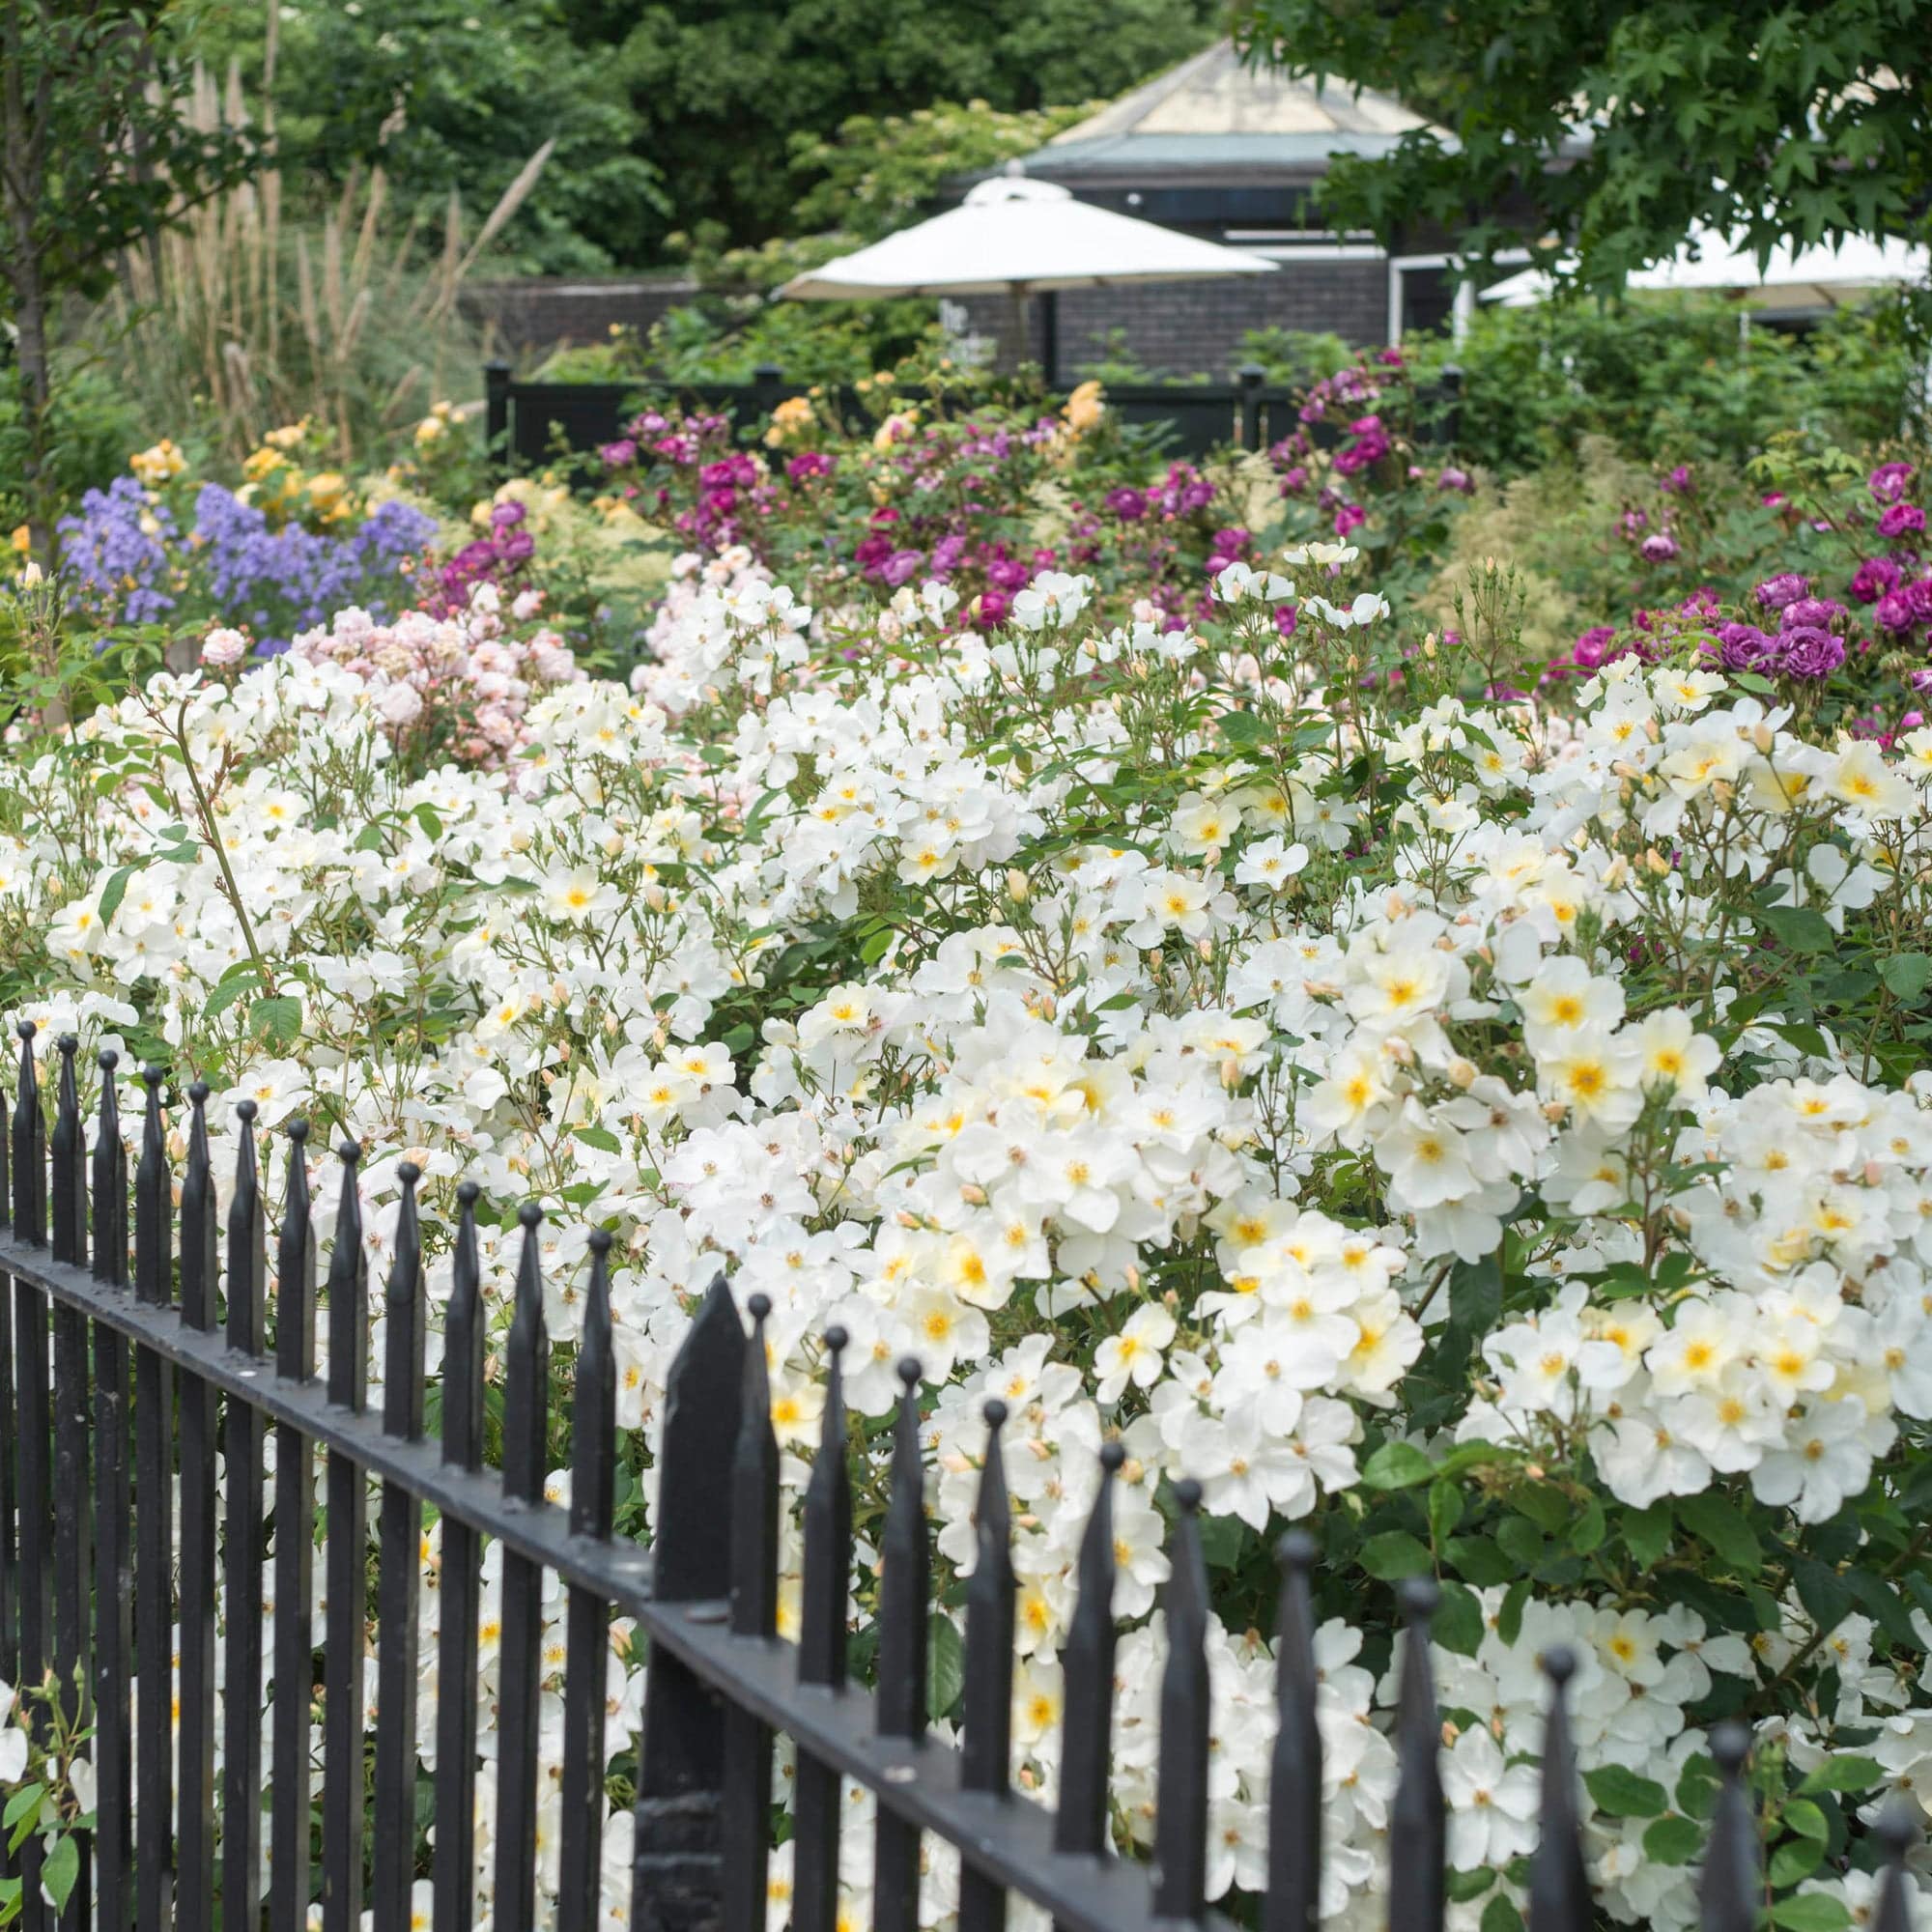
[1233,0,1932,291]
[1,0,254,548]
[559,0,1224,259]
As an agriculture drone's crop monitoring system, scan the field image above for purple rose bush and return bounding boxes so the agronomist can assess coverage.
[593,384,1271,639]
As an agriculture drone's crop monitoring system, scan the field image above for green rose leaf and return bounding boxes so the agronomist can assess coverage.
[1582,1766,1668,1819]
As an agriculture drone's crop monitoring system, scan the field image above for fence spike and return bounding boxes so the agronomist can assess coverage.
[1152,1477,1211,1926]
[793,1325,851,1932]
[11,1020,44,1243]
[433,1178,487,1932]
[373,1162,428,1931]
[180,1082,217,1328]
[963,1397,1015,1787]
[798,1323,851,1689]
[92,1048,127,1286]
[873,1355,928,1932]
[321,1140,369,1932]
[92,1049,133,1924]
[1527,1646,1591,1932]
[131,1065,175,1919]
[223,1100,269,1927]
[634,1272,747,1930]
[442,1179,485,1468]
[50,1032,84,1266]
[177,1081,219,1932]
[1699,1722,1757,1932]
[557,1228,618,1932]
[276,1119,317,1379]
[270,1119,319,1932]
[1053,1437,1122,1913]
[1387,1577,1445,1932]
[134,1066,170,1306]
[730,1293,781,1641]
[958,1397,1018,1932]
[1872,1796,1918,1932]
[381,1159,425,1437]
[722,1293,781,1932]
[495,1200,550,1932]
[1264,1530,1322,1932]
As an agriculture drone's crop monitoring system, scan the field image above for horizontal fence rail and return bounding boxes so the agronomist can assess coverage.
[483,360,1464,469]
[0,1021,1920,1931]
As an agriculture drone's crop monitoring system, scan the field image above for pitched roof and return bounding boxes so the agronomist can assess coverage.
[1029,40,1449,181]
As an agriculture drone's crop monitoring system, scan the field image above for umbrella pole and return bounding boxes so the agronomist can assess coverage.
[1040,288,1059,389]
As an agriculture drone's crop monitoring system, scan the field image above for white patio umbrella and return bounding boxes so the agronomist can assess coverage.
[1483,225,1930,310]
[780,171,1276,379]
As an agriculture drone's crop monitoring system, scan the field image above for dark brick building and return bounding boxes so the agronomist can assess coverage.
[960,39,1472,380]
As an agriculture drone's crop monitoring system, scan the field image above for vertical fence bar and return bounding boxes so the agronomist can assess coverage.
[1871,1800,1917,1932]
[223,1101,269,1930]
[270,1121,318,1932]
[48,1037,92,1930]
[632,1275,744,1932]
[871,1358,927,1932]
[493,1203,550,1932]
[321,1144,369,1932]
[176,1083,219,1932]
[958,1399,1015,1932]
[1151,1480,1209,1929]
[1264,1531,1321,1932]
[791,1327,851,1932]
[91,1053,133,1929]
[371,1167,427,1932]
[1528,1649,1590,1932]
[0,1028,14,1689]
[720,1294,778,1932]
[11,1023,48,1932]
[1700,1724,1756,1932]
[432,1182,485,1932]
[132,1065,174,1931]
[1387,1580,1445,1932]
[1052,1440,1121,1932]
[556,1230,618,1932]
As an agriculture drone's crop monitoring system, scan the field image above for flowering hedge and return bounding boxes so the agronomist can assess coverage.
[11,500,1932,1927]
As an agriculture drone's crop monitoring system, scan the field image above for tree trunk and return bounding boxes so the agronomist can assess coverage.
[14,253,50,559]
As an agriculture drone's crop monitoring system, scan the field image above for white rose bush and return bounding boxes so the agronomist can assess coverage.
[6,533,1932,1930]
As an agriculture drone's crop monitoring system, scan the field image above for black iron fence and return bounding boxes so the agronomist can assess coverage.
[0,1021,1918,1932]
[483,360,1463,469]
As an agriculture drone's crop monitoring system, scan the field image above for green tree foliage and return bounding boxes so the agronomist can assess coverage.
[200,0,664,274]
[1233,0,1932,290]
[0,0,255,545]
[561,0,1223,258]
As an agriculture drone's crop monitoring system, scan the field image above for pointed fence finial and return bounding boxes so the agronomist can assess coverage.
[1151,1477,1212,1923]
[1528,1646,1592,1932]
[1871,1795,1918,1932]
[1700,1723,1757,1932]
[1056,1439,1123,1864]
[1264,1530,1322,1932]
[1388,1577,1446,1932]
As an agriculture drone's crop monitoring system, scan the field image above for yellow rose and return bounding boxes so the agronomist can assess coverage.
[414,415,445,445]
